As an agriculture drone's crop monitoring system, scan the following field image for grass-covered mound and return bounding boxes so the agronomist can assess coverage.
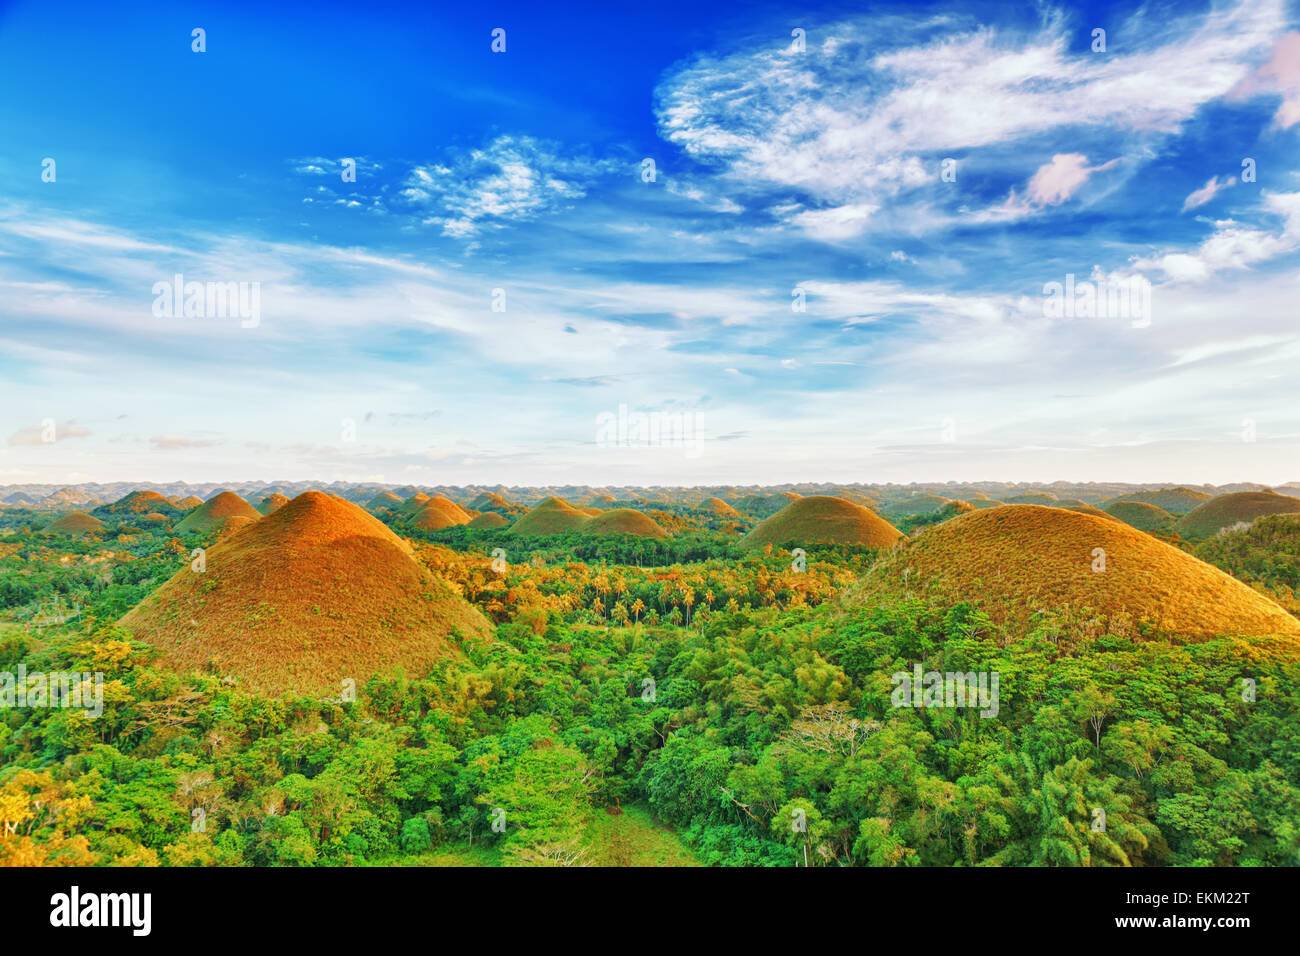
[366,491,403,512]
[852,504,1300,644]
[175,491,261,534]
[510,497,591,536]
[740,495,902,550]
[1175,491,1300,541]
[467,511,510,529]
[1104,500,1175,532]
[94,490,177,516]
[120,491,491,695]
[581,508,669,539]
[411,496,471,531]
[398,493,432,515]
[700,496,741,518]
[44,511,105,537]
[1108,487,1211,515]
[173,495,204,510]
[257,493,290,515]
[469,491,518,514]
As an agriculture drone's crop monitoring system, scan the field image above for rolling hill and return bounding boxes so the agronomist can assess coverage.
[94,490,177,516]
[581,509,669,538]
[1175,491,1300,540]
[120,492,492,695]
[411,496,472,531]
[256,493,291,515]
[852,504,1300,643]
[43,511,105,537]
[740,496,903,550]
[175,492,262,534]
[1103,500,1176,532]
[467,511,510,529]
[1107,487,1212,515]
[510,497,591,536]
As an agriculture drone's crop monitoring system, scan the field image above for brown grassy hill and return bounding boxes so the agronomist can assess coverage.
[139,512,172,526]
[175,492,261,534]
[741,496,903,550]
[1104,500,1176,533]
[879,494,952,518]
[1175,491,1300,540]
[411,496,471,531]
[366,491,404,512]
[94,490,177,516]
[581,509,669,538]
[590,494,617,508]
[1109,487,1211,515]
[44,511,105,537]
[120,491,492,695]
[852,505,1300,644]
[174,495,204,510]
[470,491,516,513]
[467,511,510,529]
[967,498,1002,509]
[510,497,591,536]
[701,496,742,518]
[398,493,432,515]
[578,506,602,517]
[257,493,291,515]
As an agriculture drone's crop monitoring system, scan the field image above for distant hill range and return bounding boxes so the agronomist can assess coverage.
[3,479,1297,512]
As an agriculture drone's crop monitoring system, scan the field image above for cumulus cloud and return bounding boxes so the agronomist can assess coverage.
[1136,191,1300,281]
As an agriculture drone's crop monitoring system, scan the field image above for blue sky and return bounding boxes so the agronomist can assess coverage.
[2,0,1299,486]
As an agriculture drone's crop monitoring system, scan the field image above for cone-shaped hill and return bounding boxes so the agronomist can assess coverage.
[411,496,471,531]
[700,497,741,518]
[366,491,404,512]
[469,491,516,514]
[398,493,431,515]
[174,495,204,510]
[1108,487,1211,515]
[175,492,261,534]
[467,511,510,529]
[45,511,105,537]
[1175,491,1300,540]
[740,496,903,550]
[852,505,1300,644]
[510,497,591,536]
[120,492,492,695]
[1103,500,1175,532]
[581,509,669,538]
[257,493,290,515]
[95,490,177,516]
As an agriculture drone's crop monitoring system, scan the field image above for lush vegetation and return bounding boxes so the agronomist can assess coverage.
[2,509,1299,867]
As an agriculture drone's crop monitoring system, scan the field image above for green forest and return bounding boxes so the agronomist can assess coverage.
[2,498,1298,868]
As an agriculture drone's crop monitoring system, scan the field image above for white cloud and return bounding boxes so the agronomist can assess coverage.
[398,136,613,238]
[655,1,1288,236]
[1137,191,1300,281]
[1182,175,1237,212]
